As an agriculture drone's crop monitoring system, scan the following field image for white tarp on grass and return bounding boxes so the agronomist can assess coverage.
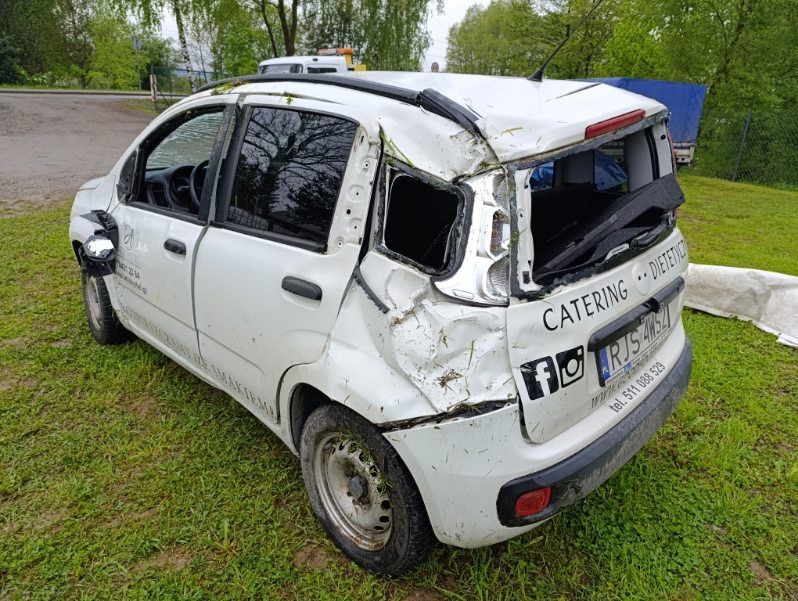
[685,264,798,348]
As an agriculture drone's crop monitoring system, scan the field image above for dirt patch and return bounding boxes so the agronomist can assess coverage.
[0,377,36,392]
[131,395,160,419]
[292,543,342,571]
[749,559,774,583]
[135,546,192,572]
[152,548,191,571]
[402,589,447,601]
[0,93,154,214]
[104,507,157,529]
[50,338,71,348]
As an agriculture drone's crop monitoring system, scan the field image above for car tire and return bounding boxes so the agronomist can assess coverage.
[81,270,132,345]
[300,403,434,575]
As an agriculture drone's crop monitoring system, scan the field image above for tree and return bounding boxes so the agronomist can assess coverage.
[114,0,202,91]
[87,12,139,88]
[189,0,271,78]
[251,0,299,57]
[302,0,436,70]
[446,1,547,75]
[0,36,24,84]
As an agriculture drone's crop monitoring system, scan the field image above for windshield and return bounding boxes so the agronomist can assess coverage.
[259,63,303,74]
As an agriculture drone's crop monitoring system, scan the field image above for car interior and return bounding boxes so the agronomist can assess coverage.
[135,110,224,216]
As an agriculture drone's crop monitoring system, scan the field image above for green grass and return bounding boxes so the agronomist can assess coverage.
[1,188,797,598]
[678,174,798,275]
[124,98,183,115]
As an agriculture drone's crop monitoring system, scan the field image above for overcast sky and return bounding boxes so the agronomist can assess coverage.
[160,0,488,72]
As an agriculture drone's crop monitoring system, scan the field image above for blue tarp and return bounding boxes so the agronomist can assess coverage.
[585,78,707,144]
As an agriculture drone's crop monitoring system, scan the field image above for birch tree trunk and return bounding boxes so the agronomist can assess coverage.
[172,0,198,92]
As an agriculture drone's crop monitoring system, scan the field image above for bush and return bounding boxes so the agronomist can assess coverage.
[0,35,23,84]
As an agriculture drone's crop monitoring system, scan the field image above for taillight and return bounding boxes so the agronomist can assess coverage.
[515,487,552,517]
[585,109,645,139]
[482,173,511,303]
[432,169,511,306]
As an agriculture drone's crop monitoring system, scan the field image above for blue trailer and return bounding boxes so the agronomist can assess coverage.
[587,78,708,165]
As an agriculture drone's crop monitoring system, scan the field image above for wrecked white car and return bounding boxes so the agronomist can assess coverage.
[69,72,691,574]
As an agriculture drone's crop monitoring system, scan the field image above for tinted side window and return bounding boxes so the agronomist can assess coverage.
[227,107,357,249]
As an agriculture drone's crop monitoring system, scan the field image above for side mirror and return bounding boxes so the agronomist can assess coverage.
[117,149,138,202]
[80,234,116,277]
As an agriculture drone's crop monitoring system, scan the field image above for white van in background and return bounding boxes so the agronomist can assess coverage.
[258,48,362,75]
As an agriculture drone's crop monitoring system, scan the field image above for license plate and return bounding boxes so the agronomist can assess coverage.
[598,302,672,384]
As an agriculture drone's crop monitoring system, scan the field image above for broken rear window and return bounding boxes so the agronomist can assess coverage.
[382,172,462,273]
[528,126,681,284]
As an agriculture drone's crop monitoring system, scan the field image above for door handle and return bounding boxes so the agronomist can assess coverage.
[282,276,322,301]
[164,239,186,255]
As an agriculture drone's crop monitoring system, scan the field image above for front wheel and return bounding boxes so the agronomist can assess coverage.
[300,404,434,575]
[81,271,131,345]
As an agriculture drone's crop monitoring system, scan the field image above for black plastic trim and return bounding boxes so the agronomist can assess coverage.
[282,276,323,301]
[164,238,186,255]
[497,340,692,527]
[588,276,684,352]
[196,74,481,135]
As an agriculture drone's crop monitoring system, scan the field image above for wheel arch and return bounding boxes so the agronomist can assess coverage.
[71,239,84,267]
[280,354,439,454]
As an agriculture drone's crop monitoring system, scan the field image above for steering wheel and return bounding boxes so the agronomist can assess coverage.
[189,159,210,213]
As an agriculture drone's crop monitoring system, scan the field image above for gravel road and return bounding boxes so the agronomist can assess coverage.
[0,93,155,214]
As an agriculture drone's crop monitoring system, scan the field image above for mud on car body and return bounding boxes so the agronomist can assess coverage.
[70,72,691,574]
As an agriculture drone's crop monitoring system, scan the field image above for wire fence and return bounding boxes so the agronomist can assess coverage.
[693,110,798,189]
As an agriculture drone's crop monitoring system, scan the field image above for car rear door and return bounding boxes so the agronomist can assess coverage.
[193,96,380,423]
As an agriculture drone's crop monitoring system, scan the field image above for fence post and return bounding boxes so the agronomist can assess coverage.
[732,111,752,181]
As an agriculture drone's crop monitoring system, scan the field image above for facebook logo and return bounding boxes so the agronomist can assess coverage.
[520,356,559,400]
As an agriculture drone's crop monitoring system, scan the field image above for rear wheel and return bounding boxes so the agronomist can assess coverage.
[300,404,434,575]
[81,271,131,345]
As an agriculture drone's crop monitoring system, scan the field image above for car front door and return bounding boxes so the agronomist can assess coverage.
[112,98,236,371]
[193,97,380,423]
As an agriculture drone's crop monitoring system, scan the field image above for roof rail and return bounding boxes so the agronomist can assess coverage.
[196,73,481,135]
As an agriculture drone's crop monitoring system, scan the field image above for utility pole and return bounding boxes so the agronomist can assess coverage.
[132,35,143,91]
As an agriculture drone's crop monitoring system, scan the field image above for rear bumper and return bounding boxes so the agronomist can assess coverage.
[386,332,691,548]
[498,340,692,526]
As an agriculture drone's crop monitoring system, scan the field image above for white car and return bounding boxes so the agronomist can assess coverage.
[69,72,691,575]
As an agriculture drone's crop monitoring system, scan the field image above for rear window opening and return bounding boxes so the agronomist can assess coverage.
[528,127,682,284]
[383,173,461,272]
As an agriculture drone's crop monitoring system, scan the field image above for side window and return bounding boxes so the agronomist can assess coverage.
[382,171,462,273]
[146,112,223,169]
[135,108,225,216]
[225,107,358,250]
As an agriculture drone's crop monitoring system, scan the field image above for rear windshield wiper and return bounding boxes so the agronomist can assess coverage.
[534,174,684,278]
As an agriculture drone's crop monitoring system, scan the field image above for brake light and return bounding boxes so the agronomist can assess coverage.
[585,109,645,139]
[515,487,552,517]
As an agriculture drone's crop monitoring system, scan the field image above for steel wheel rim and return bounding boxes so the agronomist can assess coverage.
[314,432,393,551]
[84,275,103,330]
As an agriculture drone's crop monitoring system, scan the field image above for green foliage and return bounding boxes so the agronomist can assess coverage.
[0,35,24,84]
[87,12,139,89]
[193,0,269,78]
[137,34,177,89]
[446,1,546,75]
[302,0,434,71]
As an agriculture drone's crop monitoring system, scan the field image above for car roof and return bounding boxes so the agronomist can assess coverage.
[190,71,667,173]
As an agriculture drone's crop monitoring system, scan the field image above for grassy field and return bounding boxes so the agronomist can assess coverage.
[678,174,798,275]
[1,178,796,599]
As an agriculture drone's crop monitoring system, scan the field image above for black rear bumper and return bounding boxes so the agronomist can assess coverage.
[497,341,692,527]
